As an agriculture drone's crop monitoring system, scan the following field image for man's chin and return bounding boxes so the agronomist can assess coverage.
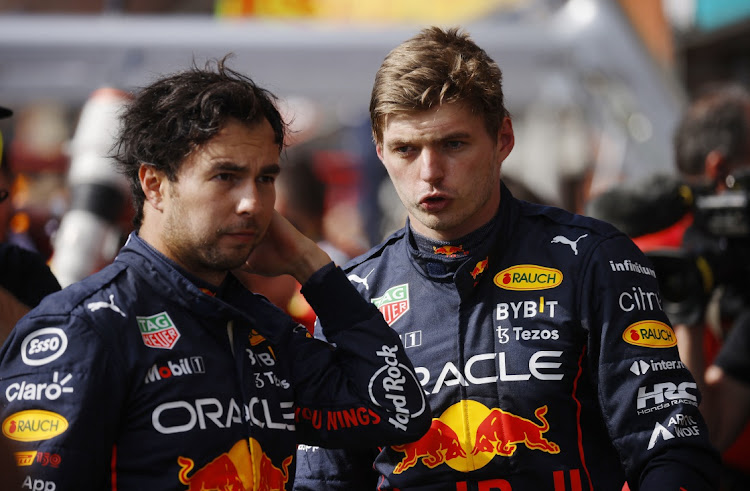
[210,249,255,272]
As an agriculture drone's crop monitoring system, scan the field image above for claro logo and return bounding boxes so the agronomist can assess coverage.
[2,410,68,442]
[494,265,563,291]
[21,328,68,366]
[623,321,677,348]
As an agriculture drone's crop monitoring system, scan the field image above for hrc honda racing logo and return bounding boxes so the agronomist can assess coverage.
[636,381,698,415]
[368,345,426,431]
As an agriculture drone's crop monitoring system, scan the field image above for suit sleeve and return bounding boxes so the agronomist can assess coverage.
[582,234,720,490]
[0,310,126,489]
[293,446,381,491]
[283,262,430,447]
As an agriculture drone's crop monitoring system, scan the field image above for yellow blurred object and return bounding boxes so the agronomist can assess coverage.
[215,0,521,23]
[9,212,29,235]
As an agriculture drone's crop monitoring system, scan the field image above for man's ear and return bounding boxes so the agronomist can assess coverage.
[705,150,729,189]
[376,143,385,163]
[496,117,515,162]
[139,164,167,211]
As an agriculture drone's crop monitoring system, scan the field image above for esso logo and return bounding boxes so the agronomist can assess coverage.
[21,328,68,366]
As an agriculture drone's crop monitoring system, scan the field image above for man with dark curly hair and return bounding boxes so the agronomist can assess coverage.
[0,58,430,490]
[294,27,720,491]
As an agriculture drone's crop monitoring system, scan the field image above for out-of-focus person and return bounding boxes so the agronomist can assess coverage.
[0,105,61,343]
[585,82,750,489]
[0,59,430,490]
[671,83,750,485]
[294,26,720,491]
[236,149,349,332]
[49,88,133,288]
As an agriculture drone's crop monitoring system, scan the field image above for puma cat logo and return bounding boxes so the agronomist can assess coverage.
[550,234,588,255]
[87,294,126,317]
[347,269,375,291]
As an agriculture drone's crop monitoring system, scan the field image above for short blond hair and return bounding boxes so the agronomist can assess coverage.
[370,26,509,145]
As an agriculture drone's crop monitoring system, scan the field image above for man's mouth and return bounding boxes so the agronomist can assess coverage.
[419,194,450,212]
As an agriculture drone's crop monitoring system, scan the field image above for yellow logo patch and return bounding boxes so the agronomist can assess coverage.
[623,321,677,348]
[494,265,563,291]
[2,410,68,442]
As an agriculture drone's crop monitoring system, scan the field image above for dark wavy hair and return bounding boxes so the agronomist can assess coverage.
[112,56,287,229]
[370,26,509,145]
[674,83,750,177]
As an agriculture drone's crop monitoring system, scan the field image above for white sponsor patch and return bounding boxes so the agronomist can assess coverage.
[21,328,68,367]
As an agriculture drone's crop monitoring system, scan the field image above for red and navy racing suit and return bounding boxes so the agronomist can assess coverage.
[0,232,430,490]
[294,184,720,490]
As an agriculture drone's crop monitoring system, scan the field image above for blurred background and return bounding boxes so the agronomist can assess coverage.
[1,0,749,276]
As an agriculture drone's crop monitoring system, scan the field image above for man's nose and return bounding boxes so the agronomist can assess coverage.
[236,185,260,215]
[419,149,444,183]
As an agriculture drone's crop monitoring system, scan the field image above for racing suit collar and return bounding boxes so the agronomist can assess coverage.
[115,232,260,323]
[404,181,518,287]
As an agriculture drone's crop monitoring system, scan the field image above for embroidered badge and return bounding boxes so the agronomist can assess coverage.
[372,284,409,326]
[137,312,181,349]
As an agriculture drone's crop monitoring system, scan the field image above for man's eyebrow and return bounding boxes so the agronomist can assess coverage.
[386,139,411,149]
[209,162,281,174]
[386,132,472,148]
[261,163,281,175]
[439,131,472,141]
[211,161,244,172]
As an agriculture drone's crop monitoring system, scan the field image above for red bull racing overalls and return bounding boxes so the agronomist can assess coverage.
[294,183,720,490]
[0,232,430,490]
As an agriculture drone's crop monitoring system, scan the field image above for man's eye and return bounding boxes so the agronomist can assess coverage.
[445,141,464,150]
[395,146,413,155]
[214,173,235,182]
[258,175,276,184]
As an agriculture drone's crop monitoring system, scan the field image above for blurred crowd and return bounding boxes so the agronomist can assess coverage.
[2,74,750,491]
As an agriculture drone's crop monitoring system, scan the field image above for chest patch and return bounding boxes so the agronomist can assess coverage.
[137,312,181,349]
[372,284,409,326]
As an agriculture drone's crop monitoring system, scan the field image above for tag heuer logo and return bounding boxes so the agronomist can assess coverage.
[137,312,181,349]
[372,284,409,326]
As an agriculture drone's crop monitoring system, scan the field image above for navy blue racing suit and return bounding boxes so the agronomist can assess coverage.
[0,232,430,490]
[294,184,720,490]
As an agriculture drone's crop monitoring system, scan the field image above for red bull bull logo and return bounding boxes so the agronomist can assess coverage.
[470,258,489,280]
[392,419,467,473]
[178,453,246,491]
[391,401,560,474]
[250,437,292,491]
[433,245,467,256]
[471,405,559,456]
[177,438,291,490]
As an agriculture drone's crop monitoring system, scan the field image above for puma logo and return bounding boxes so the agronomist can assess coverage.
[87,294,126,317]
[550,234,588,255]
[347,269,375,291]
